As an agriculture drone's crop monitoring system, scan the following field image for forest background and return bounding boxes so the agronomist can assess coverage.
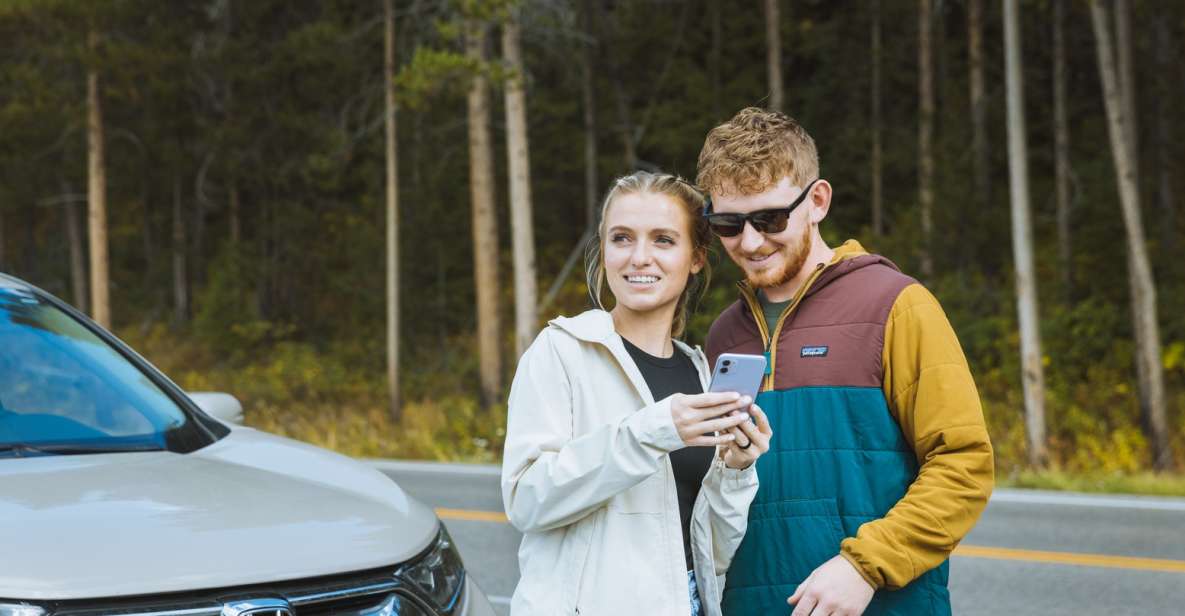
[1,0,1183,493]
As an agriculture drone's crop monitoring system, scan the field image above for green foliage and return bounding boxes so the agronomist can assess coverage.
[1001,470,1185,498]
[395,47,479,109]
[2,0,1182,478]
[122,324,505,462]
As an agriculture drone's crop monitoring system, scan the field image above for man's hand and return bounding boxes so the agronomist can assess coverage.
[787,554,875,616]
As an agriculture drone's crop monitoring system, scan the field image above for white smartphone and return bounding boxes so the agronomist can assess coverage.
[708,353,767,401]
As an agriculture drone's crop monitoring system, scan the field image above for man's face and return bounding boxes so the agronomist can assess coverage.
[710,177,815,290]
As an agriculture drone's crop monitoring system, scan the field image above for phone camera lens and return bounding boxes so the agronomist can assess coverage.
[723,360,732,366]
[721,367,729,374]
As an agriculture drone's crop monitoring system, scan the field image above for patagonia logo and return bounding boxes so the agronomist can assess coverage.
[800,345,829,358]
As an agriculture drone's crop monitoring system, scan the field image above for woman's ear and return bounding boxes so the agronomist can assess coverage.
[690,249,706,275]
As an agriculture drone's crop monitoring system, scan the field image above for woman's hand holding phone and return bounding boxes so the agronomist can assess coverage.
[722,404,772,470]
[668,392,753,447]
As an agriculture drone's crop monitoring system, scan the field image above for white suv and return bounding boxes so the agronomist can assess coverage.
[0,274,495,616]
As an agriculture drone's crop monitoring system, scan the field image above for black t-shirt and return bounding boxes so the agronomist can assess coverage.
[621,336,713,571]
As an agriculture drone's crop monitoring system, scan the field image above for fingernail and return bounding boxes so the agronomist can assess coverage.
[739,413,750,421]
[740,396,752,405]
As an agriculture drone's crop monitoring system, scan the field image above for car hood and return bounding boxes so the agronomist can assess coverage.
[0,427,438,600]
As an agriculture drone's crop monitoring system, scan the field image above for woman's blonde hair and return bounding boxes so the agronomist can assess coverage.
[584,171,712,338]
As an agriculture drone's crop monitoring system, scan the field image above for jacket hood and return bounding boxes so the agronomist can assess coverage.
[549,309,617,343]
[805,240,901,297]
[548,309,708,405]
[549,309,703,360]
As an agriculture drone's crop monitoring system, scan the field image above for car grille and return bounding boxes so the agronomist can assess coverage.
[43,565,440,615]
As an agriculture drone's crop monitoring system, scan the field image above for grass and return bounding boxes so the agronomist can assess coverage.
[998,470,1185,498]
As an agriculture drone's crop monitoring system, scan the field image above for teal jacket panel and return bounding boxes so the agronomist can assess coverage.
[721,386,951,616]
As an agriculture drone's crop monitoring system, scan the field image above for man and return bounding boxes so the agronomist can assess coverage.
[698,107,994,616]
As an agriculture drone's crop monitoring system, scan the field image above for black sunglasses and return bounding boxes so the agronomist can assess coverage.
[703,179,819,238]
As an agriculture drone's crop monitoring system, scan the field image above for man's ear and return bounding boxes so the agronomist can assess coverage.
[809,180,833,225]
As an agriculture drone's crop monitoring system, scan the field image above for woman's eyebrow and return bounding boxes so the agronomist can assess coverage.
[606,225,682,237]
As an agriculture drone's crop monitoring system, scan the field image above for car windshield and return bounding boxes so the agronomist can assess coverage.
[0,286,197,457]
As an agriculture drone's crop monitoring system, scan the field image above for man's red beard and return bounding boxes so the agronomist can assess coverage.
[743,222,812,290]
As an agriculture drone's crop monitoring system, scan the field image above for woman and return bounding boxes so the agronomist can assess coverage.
[501,171,773,616]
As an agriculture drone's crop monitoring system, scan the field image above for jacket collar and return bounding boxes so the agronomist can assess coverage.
[549,309,710,404]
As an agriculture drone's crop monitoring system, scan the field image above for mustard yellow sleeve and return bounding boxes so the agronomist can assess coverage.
[839,283,994,590]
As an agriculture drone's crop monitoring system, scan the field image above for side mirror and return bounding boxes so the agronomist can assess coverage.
[187,392,244,425]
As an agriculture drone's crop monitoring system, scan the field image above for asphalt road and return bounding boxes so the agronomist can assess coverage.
[372,460,1185,616]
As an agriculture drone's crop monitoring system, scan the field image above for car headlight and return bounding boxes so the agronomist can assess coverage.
[397,524,465,612]
[0,604,44,616]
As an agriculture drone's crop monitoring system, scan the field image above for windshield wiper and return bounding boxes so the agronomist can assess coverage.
[0,441,165,458]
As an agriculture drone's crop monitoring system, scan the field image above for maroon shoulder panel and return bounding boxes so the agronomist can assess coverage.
[772,262,915,390]
[705,299,764,371]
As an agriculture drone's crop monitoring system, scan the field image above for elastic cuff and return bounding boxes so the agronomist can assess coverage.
[706,456,758,490]
[631,395,683,452]
[839,548,880,590]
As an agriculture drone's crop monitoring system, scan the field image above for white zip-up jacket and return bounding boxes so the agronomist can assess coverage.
[501,310,759,616]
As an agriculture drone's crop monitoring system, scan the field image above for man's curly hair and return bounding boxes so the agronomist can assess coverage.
[696,107,819,197]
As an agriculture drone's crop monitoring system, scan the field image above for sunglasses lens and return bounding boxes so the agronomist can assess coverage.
[751,211,790,234]
[707,215,744,237]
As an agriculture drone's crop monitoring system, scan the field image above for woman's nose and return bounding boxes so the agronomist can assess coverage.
[631,244,652,267]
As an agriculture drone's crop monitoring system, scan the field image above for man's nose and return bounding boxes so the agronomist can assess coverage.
[739,221,766,253]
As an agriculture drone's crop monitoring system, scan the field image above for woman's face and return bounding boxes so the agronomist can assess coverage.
[602,191,703,321]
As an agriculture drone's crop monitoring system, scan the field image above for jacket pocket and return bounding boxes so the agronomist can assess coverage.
[563,508,603,614]
[727,498,846,589]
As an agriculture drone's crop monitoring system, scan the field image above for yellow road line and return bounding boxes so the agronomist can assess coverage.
[435,507,509,523]
[953,544,1185,573]
[434,507,1185,574]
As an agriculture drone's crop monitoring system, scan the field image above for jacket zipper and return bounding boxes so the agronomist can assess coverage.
[740,263,828,391]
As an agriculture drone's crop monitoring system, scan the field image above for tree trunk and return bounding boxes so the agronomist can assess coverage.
[22,207,37,281]
[1004,0,1048,469]
[581,0,598,229]
[141,179,157,302]
[466,18,503,407]
[969,0,990,218]
[935,0,947,129]
[871,0,883,237]
[229,181,242,246]
[1154,15,1176,258]
[172,179,188,324]
[503,13,539,359]
[384,0,402,422]
[918,0,934,278]
[87,28,111,329]
[765,0,783,112]
[191,197,206,292]
[599,4,637,171]
[1054,0,1073,295]
[1115,0,1139,185]
[710,0,722,120]
[65,197,88,313]
[1089,0,1173,471]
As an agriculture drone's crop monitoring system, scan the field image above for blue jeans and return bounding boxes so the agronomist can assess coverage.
[688,570,703,616]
